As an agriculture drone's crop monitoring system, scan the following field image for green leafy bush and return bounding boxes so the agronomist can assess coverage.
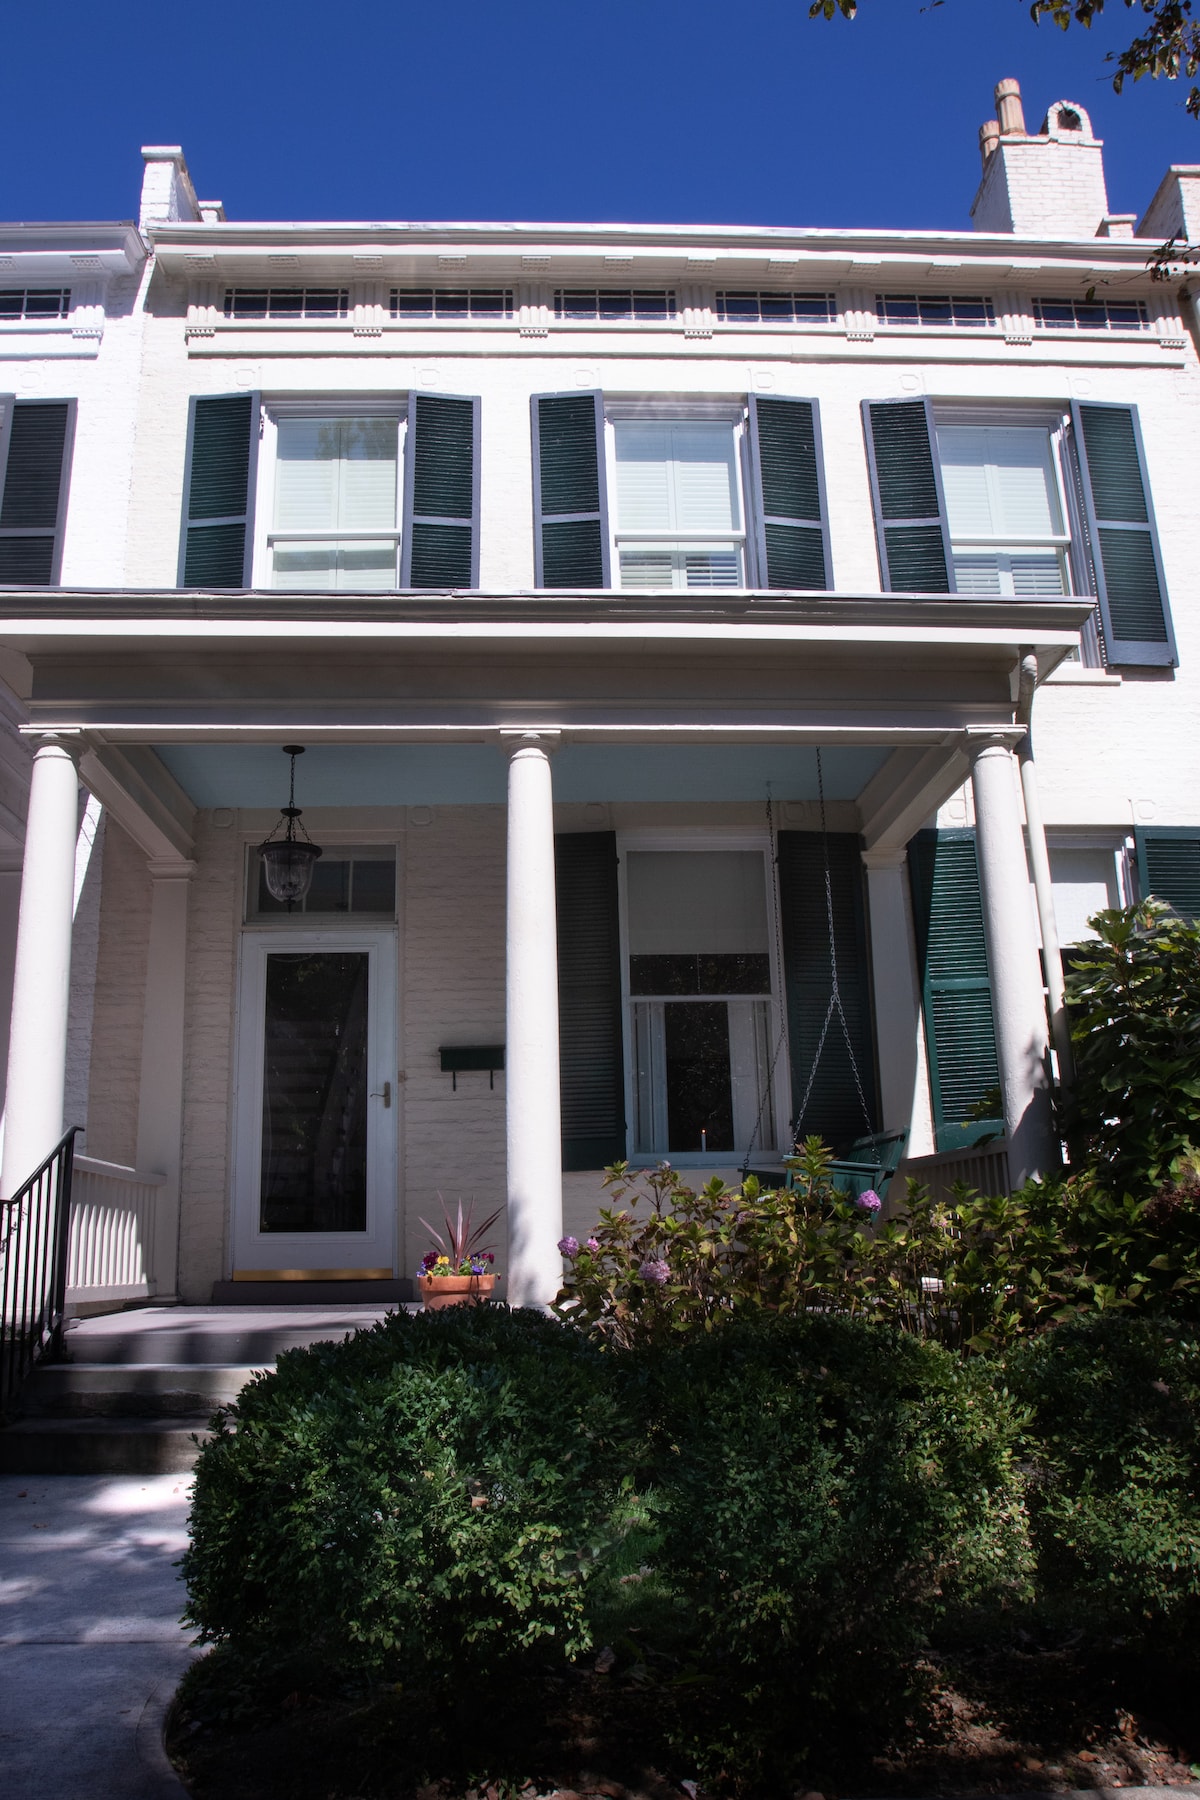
[183,1304,629,1680]
[634,1316,1032,1783]
[1003,1315,1200,1649]
[1063,900,1200,1196]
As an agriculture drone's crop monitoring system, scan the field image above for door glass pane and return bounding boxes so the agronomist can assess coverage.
[260,952,369,1233]
[664,1001,734,1153]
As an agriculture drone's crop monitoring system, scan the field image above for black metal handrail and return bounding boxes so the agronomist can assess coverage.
[0,1127,81,1419]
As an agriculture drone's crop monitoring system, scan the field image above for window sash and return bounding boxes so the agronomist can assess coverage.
[612,418,745,589]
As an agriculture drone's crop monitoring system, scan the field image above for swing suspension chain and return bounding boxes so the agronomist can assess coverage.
[792,747,874,1142]
[740,787,790,1178]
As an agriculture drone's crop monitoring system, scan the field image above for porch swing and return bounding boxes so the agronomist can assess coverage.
[740,750,907,1203]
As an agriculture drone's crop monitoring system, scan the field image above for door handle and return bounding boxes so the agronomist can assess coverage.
[371,1081,392,1108]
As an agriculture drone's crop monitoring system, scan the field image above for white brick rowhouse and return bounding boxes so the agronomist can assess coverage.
[1,85,1198,1307]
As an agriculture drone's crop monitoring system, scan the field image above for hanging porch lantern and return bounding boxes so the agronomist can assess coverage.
[258,744,322,908]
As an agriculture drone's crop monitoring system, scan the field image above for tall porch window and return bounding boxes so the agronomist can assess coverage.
[625,849,779,1159]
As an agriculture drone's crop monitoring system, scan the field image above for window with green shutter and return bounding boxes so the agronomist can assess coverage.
[401,391,480,589]
[862,398,952,593]
[777,830,877,1148]
[907,829,1003,1150]
[1071,402,1176,666]
[1135,829,1200,920]
[747,396,830,589]
[556,832,625,1169]
[531,392,609,587]
[179,392,258,588]
[0,398,75,585]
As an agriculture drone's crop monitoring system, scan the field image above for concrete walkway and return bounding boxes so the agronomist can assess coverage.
[0,1470,196,1798]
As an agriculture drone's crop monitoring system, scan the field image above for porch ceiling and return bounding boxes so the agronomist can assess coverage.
[153,741,891,808]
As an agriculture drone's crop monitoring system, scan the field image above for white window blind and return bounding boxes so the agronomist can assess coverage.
[614,421,743,590]
[936,423,1069,597]
[626,851,768,954]
[271,417,399,590]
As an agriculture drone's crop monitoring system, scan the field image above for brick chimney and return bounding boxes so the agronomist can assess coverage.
[970,81,1112,238]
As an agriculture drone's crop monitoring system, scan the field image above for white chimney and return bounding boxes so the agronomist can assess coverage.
[970,81,1112,238]
[139,147,202,232]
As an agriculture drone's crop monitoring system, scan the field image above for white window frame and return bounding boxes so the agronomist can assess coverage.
[251,397,407,591]
[616,828,792,1169]
[603,400,751,592]
[933,402,1103,665]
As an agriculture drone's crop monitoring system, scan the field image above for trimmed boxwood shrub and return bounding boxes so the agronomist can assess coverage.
[184,1307,1032,1788]
[632,1317,1032,1779]
[183,1304,630,1680]
[1003,1315,1200,1649]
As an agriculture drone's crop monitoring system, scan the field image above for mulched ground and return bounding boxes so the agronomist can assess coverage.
[168,1640,1200,1800]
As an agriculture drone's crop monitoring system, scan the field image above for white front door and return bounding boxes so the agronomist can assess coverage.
[232,929,397,1277]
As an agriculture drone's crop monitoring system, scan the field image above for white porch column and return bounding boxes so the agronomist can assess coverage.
[1,736,82,1198]
[503,732,563,1308]
[861,849,923,1138]
[967,732,1057,1185]
[136,858,196,1298]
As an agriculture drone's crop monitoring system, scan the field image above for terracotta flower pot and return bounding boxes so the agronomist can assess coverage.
[417,1273,497,1310]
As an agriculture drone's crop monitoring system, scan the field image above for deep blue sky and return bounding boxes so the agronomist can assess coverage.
[3,0,1197,231]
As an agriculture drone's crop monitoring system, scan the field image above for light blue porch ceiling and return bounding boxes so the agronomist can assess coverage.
[154,743,890,809]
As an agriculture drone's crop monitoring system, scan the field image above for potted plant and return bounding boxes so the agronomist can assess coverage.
[416,1197,502,1309]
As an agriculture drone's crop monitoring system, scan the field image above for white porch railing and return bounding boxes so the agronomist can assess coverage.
[66,1155,166,1303]
[896,1141,1011,1205]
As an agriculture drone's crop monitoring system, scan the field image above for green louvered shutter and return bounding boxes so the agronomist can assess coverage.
[531,392,609,587]
[908,830,1003,1150]
[401,392,480,588]
[747,395,830,589]
[179,393,258,588]
[863,398,951,593]
[777,830,877,1148]
[1135,829,1200,920]
[0,399,74,585]
[556,831,625,1169]
[1072,402,1176,667]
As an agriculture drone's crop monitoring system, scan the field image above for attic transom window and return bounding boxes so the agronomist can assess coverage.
[224,288,350,320]
[390,289,514,319]
[1033,297,1149,332]
[554,290,677,321]
[0,289,71,322]
[715,292,835,324]
[877,295,996,328]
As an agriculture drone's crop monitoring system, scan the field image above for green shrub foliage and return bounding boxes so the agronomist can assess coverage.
[183,1305,629,1679]
[1004,1315,1200,1648]
[637,1317,1032,1781]
[1063,900,1200,1196]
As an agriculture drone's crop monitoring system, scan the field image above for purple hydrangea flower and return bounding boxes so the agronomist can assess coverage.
[638,1258,670,1285]
[856,1189,882,1213]
[557,1235,580,1258]
[586,1236,601,1254]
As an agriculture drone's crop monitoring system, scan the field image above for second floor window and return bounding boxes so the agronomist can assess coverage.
[612,418,744,589]
[935,422,1070,597]
[269,415,401,590]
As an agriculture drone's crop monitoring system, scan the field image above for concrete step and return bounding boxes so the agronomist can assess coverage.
[62,1303,401,1366]
[0,1414,213,1475]
[210,1279,412,1304]
[20,1363,258,1418]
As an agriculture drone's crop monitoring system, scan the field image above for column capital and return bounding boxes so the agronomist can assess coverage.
[499,729,562,759]
[145,857,198,883]
[962,727,1024,764]
[23,729,84,766]
[861,846,909,872]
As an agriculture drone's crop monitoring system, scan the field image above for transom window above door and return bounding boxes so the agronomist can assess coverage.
[612,418,744,590]
[934,421,1070,597]
[270,415,402,590]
